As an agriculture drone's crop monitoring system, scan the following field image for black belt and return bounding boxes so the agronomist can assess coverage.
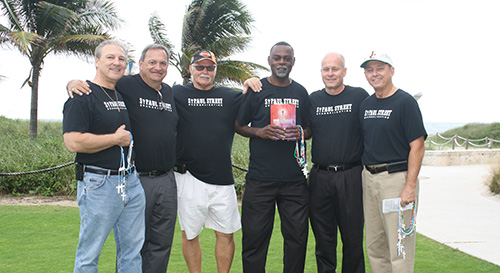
[313,163,360,172]
[365,161,408,174]
[138,170,167,177]
[173,163,187,174]
[84,165,135,176]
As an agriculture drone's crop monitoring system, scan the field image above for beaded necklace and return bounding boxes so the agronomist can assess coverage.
[397,201,417,259]
[294,125,308,177]
[116,132,134,201]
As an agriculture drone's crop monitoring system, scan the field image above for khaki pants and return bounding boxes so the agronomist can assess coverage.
[362,169,419,273]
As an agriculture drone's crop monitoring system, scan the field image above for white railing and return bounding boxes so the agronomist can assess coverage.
[425,133,500,149]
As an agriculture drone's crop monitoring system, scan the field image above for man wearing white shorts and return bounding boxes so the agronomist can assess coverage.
[175,170,241,243]
[173,50,243,273]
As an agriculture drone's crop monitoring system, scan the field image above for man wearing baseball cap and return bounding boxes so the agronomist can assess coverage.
[173,49,242,273]
[359,51,427,272]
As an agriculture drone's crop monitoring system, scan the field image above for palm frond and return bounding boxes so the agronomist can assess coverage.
[9,30,41,55]
[215,59,268,87]
[0,0,23,31]
[184,0,254,51]
[208,36,250,58]
[35,2,78,36]
[50,33,107,56]
[0,22,10,43]
[148,0,264,87]
[148,13,175,53]
[77,0,121,31]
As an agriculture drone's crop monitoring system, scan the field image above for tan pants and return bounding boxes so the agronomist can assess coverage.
[362,169,419,273]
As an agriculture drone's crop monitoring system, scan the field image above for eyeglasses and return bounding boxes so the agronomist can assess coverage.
[192,65,216,71]
[157,91,164,111]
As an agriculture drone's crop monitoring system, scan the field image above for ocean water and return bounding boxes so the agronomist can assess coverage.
[424,122,466,134]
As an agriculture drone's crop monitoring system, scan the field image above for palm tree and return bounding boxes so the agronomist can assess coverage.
[0,0,121,138]
[148,0,267,87]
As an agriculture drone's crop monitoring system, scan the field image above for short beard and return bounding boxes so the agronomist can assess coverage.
[274,65,289,78]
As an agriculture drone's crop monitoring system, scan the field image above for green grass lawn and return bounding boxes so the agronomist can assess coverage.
[0,205,499,272]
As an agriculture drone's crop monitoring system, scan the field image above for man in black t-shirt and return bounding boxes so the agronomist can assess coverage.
[173,50,242,273]
[359,51,426,273]
[63,40,145,273]
[236,42,310,273]
[67,44,178,273]
[306,53,368,273]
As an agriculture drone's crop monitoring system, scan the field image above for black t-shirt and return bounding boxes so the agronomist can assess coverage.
[116,74,178,172]
[236,78,310,182]
[309,85,369,165]
[360,89,427,165]
[173,84,242,185]
[63,81,132,170]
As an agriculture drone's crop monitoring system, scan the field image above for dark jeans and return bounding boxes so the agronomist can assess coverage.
[309,165,365,273]
[242,178,309,273]
[139,169,177,273]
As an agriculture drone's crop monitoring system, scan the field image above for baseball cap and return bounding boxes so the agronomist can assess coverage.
[360,51,393,68]
[190,50,217,65]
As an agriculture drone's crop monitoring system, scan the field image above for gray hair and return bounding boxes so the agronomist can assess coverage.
[140,44,170,61]
[95,40,127,59]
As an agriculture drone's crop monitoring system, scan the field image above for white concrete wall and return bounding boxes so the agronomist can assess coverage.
[423,149,500,166]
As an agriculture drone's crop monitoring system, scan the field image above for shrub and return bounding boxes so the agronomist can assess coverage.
[0,117,75,196]
[489,165,500,194]
[232,134,249,199]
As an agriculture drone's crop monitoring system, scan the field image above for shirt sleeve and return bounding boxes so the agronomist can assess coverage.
[403,96,427,143]
[236,88,255,126]
[62,96,92,134]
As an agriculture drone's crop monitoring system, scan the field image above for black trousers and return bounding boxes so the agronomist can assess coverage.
[139,169,178,273]
[309,165,365,273]
[242,178,309,273]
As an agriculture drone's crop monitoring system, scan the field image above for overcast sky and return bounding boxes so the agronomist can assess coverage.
[0,0,498,123]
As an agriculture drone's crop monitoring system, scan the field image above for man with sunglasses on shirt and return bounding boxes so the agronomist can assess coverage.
[67,44,178,273]
[172,50,242,273]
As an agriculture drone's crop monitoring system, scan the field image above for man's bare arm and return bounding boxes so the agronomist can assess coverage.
[63,125,131,154]
[400,136,425,206]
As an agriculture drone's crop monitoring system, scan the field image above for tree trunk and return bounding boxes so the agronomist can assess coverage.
[183,74,190,85]
[29,66,41,139]
[182,65,190,85]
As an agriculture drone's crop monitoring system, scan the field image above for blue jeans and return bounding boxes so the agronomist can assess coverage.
[74,167,146,273]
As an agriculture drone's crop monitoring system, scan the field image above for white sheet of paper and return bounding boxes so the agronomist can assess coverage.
[382,198,413,214]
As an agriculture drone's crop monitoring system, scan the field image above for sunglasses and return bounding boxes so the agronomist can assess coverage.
[192,65,216,72]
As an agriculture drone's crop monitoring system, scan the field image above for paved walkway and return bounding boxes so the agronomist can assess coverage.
[418,164,500,266]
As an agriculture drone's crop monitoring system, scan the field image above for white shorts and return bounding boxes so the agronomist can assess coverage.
[175,171,241,240]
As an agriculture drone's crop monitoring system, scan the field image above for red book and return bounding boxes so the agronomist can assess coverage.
[270,104,296,127]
